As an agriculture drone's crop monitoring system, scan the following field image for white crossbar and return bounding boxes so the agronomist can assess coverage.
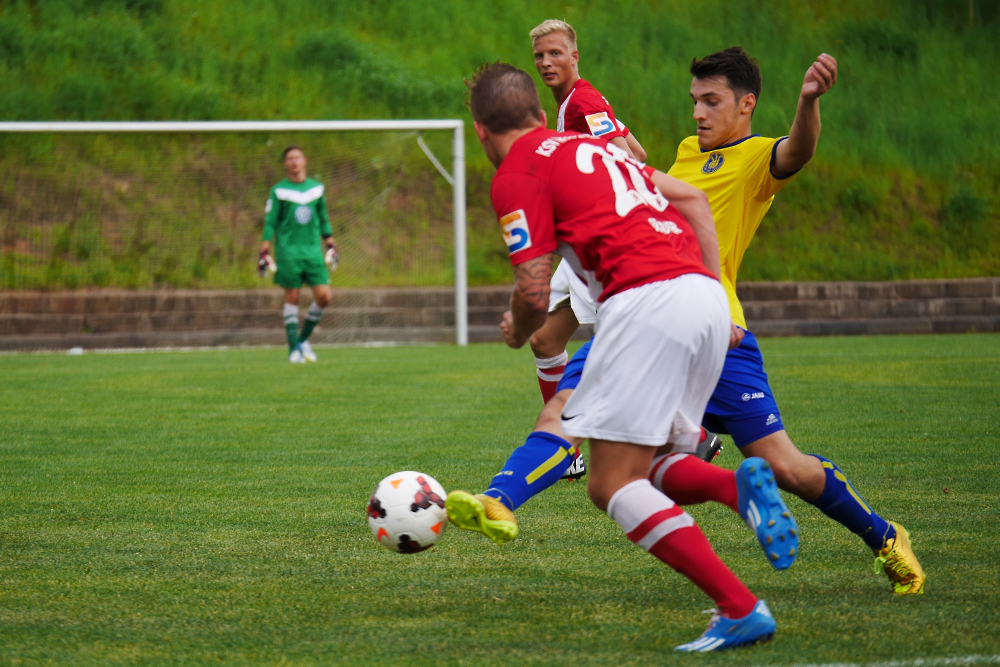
[0,120,462,133]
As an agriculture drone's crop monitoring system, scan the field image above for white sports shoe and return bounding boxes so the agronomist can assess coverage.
[289,349,305,363]
[299,341,317,362]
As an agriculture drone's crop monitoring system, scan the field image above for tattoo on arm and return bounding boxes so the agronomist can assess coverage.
[512,254,553,311]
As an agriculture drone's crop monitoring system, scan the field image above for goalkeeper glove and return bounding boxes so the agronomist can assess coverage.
[325,245,339,271]
[257,250,276,277]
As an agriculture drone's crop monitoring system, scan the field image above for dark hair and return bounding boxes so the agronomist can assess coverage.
[690,47,762,102]
[283,145,304,158]
[466,62,542,134]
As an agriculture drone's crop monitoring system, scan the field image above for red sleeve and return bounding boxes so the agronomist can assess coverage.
[565,90,625,140]
[490,171,557,266]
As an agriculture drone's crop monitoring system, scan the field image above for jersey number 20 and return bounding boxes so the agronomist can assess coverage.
[575,143,668,217]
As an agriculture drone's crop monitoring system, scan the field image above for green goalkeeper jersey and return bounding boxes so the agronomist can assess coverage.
[262,177,332,261]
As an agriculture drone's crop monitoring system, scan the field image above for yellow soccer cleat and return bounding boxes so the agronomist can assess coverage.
[873,521,925,595]
[445,490,519,545]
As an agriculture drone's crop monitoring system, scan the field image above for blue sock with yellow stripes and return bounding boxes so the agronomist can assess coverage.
[481,431,575,511]
[808,455,896,550]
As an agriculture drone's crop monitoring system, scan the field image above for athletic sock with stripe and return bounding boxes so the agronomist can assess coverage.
[534,352,568,404]
[481,431,574,510]
[283,303,299,353]
[808,454,896,550]
[608,479,758,619]
[649,452,739,513]
[298,301,324,342]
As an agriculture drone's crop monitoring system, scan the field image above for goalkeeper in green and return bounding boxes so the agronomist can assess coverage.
[260,146,337,363]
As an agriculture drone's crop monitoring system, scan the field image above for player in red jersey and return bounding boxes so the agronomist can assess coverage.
[527,21,724,477]
[445,63,794,652]
[527,20,644,412]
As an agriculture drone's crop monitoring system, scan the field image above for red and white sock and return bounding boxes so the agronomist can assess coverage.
[649,453,739,513]
[534,351,568,404]
[607,479,757,619]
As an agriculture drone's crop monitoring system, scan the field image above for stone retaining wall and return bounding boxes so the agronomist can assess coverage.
[0,278,996,351]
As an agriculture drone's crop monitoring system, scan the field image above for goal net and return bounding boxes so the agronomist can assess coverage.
[0,121,468,348]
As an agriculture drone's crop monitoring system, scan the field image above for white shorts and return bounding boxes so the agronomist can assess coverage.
[560,274,730,448]
[548,260,598,325]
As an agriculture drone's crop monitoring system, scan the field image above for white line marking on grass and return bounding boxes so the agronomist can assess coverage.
[759,655,1000,667]
[0,341,440,356]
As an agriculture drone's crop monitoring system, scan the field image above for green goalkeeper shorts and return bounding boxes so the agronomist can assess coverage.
[274,255,330,289]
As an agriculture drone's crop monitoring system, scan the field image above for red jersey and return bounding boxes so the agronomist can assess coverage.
[491,128,715,303]
[556,79,630,140]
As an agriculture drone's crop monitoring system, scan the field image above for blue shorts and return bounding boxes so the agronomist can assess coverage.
[555,338,591,394]
[702,330,785,448]
[554,331,784,449]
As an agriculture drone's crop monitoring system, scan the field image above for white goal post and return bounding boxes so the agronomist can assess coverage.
[0,120,469,346]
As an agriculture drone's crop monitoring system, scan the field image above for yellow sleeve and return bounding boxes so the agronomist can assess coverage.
[747,137,799,201]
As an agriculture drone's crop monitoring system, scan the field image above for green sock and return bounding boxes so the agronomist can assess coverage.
[299,301,324,342]
[283,304,299,352]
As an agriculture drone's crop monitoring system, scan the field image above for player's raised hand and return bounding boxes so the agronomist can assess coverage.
[801,53,837,100]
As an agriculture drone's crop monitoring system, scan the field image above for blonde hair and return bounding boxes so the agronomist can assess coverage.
[529,19,577,50]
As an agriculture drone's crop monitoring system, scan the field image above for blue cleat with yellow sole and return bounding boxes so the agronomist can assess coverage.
[736,457,799,570]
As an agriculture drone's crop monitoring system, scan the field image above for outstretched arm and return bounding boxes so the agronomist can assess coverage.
[609,136,637,160]
[647,171,720,278]
[625,132,647,163]
[500,253,554,349]
[773,53,837,175]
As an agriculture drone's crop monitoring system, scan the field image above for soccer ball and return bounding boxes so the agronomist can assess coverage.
[367,471,448,553]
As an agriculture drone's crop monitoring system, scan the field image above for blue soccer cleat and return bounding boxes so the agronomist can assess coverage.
[675,600,776,652]
[736,457,799,570]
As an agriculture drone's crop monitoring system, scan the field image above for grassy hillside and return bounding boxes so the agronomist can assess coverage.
[1,0,998,288]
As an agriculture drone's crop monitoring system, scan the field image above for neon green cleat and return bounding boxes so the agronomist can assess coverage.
[873,521,925,596]
[445,490,519,545]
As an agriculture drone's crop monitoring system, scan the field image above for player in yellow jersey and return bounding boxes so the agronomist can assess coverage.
[664,47,923,595]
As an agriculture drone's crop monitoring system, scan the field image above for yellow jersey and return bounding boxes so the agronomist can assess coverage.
[667,134,797,328]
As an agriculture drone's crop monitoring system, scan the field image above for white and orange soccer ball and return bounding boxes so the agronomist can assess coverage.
[367,471,448,553]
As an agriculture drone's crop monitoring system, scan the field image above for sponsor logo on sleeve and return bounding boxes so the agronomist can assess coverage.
[295,205,313,224]
[499,209,532,255]
[702,152,725,174]
[585,112,616,137]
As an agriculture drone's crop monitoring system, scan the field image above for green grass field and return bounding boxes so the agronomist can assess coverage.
[1,334,999,665]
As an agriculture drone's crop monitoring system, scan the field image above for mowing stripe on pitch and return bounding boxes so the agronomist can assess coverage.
[754,654,1000,667]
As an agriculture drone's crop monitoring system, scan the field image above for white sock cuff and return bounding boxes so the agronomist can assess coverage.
[607,479,674,532]
[306,301,324,321]
[649,453,690,490]
[608,479,694,549]
[535,351,569,370]
[283,303,299,318]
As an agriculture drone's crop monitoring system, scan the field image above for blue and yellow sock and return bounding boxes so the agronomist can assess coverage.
[481,431,575,511]
[808,455,896,550]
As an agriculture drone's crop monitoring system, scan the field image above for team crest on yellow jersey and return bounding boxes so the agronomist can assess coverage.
[702,152,725,174]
